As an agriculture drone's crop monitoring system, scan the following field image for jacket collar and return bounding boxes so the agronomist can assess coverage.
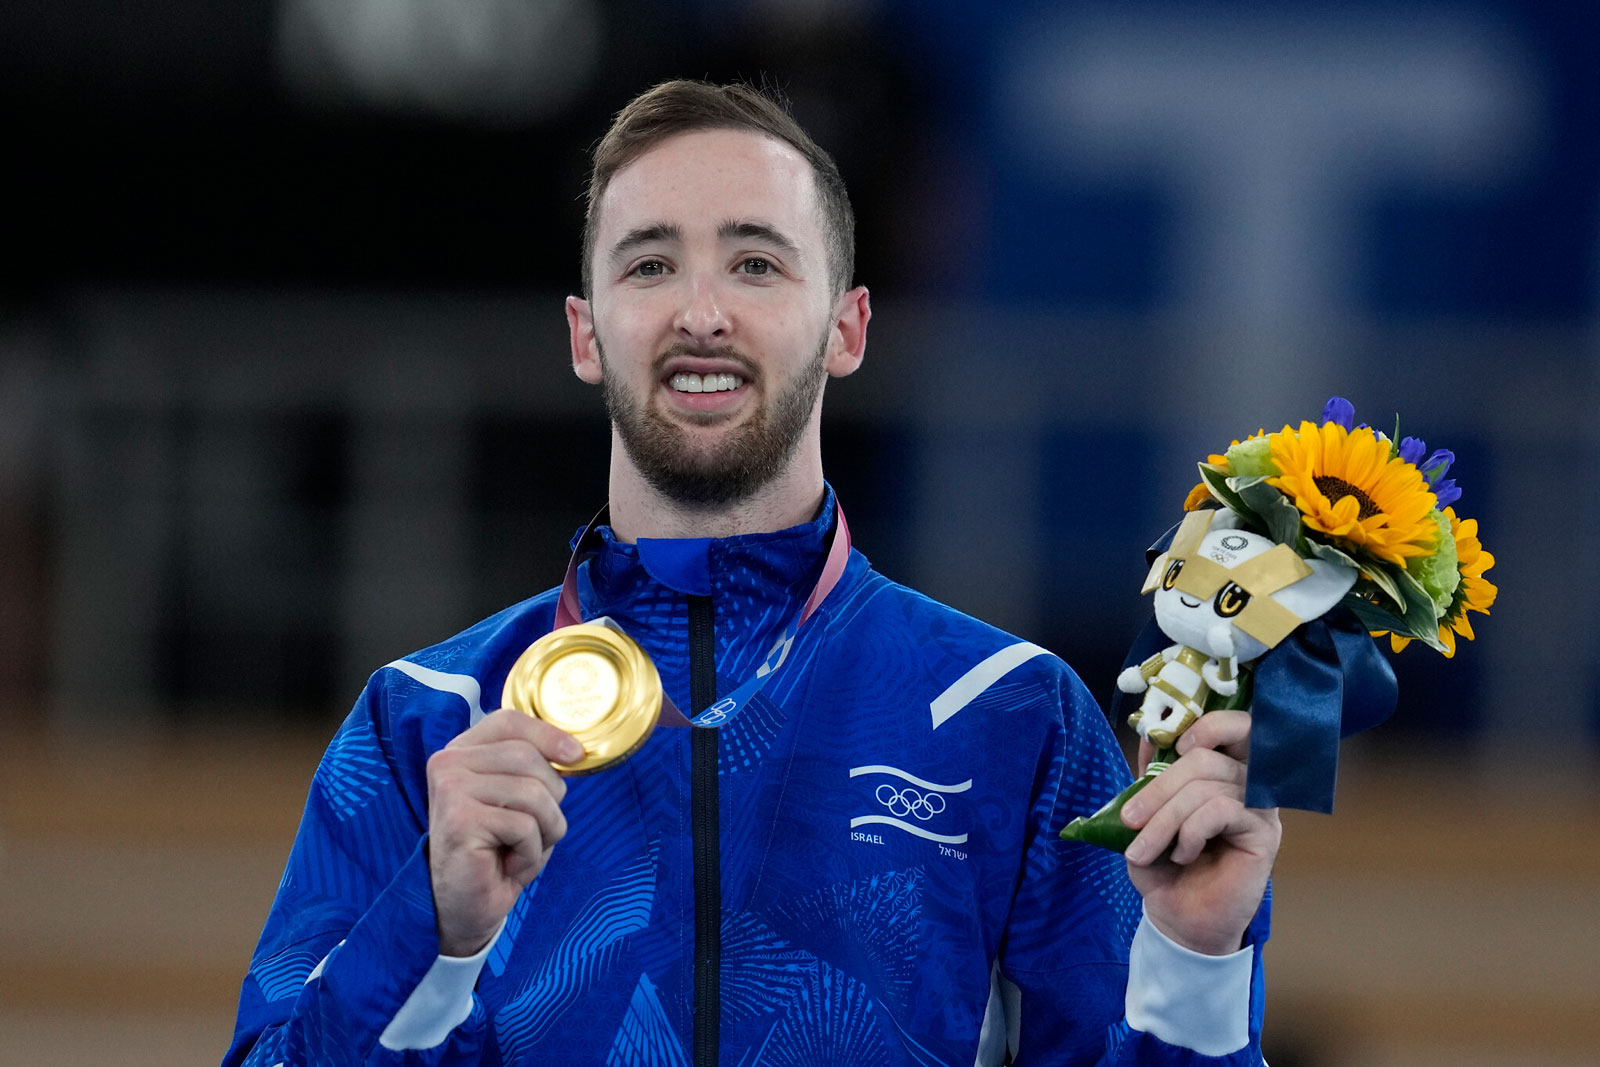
[580,484,839,609]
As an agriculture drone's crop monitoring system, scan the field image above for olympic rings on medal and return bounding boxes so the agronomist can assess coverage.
[874,783,947,821]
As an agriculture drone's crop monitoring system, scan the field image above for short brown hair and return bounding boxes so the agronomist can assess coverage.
[582,80,855,300]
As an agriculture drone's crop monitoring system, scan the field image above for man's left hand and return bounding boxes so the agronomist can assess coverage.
[1119,709,1281,956]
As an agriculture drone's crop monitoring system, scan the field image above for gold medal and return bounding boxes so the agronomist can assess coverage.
[500,620,661,775]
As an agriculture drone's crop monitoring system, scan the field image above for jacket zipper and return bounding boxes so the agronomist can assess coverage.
[688,594,719,1065]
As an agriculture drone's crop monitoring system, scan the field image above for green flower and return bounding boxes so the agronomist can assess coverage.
[1405,509,1460,616]
[1224,434,1278,478]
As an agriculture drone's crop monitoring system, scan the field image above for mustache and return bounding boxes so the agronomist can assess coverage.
[653,342,760,378]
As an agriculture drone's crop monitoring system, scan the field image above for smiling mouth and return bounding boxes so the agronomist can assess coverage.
[669,371,745,393]
[1179,596,1201,608]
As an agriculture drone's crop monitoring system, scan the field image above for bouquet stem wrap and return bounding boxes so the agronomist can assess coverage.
[1062,675,1253,852]
[1058,745,1179,852]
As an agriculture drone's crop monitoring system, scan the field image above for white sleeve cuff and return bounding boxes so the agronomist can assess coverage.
[377,922,503,1051]
[1125,914,1252,1056]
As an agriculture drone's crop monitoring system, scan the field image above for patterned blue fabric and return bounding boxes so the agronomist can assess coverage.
[226,493,1269,1065]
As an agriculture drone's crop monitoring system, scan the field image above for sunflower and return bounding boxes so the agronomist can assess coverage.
[1268,420,1438,566]
[1387,507,1497,657]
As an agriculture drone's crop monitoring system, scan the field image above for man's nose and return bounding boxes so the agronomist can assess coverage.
[674,273,730,343]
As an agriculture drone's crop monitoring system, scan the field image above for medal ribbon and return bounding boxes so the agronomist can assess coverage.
[554,502,852,729]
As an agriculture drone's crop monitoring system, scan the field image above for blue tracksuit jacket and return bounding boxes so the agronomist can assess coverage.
[226,493,1268,1065]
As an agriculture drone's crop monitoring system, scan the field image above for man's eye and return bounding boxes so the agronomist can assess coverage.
[740,258,773,276]
[631,260,666,278]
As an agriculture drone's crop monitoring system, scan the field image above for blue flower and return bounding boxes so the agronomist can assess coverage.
[1421,449,1455,484]
[1398,436,1427,466]
[1432,478,1462,508]
[1416,449,1458,505]
[1321,396,1356,430]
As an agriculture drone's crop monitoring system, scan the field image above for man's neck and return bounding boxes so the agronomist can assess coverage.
[605,446,826,543]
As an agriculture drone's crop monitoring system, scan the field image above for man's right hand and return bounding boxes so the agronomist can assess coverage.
[425,709,584,957]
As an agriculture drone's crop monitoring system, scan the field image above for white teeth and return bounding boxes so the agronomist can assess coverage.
[670,372,744,393]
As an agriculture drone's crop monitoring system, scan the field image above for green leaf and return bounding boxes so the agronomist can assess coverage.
[1199,463,1252,519]
[1395,566,1445,635]
[1234,478,1305,548]
[1303,538,1364,574]
[1411,627,1450,653]
[1356,560,1406,611]
[1227,473,1274,492]
[1343,594,1408,634]
[1343,575,1449,653]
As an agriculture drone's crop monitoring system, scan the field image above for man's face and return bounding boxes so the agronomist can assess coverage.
[568,128,863,507]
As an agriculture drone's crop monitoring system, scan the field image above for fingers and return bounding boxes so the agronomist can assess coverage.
[1167,794,1248,865]
[443,770,568,829]
[1174,709,1251,761]
[1123,751,1245,858]
[426,710,583,955]
[436,738,570,803]
[427,755,571,855]
[1125,786,1266,867]
[430,709,582,801]
[1126,743,1246,823]
[1122,710,1257,866]
[427,714,575,844]
[425,710,580,883]
[436,796,564,882]
[448,707,586,765]
[429,795,557,955]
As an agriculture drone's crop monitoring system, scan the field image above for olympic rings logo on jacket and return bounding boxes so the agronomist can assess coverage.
[875,784,947,821]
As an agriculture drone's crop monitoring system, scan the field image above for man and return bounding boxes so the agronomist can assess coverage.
[227,80,1279,1066]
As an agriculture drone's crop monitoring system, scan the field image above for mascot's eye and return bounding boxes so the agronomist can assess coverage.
[1161,559,1184,591]
[1214,582,1251,617]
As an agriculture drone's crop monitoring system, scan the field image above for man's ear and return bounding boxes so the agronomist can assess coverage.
[567,295,602,384]
[825,286,870,378]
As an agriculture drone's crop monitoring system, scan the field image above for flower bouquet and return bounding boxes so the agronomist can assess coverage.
[1061,397,1497,852]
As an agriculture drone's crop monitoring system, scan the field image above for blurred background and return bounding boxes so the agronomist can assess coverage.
[1,1,1594,1063]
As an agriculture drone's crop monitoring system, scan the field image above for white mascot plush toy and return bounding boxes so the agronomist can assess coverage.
[1120,508,1358,748]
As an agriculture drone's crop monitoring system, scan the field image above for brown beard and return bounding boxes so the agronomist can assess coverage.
[598,332,830,508]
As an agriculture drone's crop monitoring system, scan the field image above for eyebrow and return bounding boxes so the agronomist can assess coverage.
[606,219,806,269]
[608,222,683,267]
[719,219,803,263]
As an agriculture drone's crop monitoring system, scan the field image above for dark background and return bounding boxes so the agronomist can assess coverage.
[6,0,1589,742]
